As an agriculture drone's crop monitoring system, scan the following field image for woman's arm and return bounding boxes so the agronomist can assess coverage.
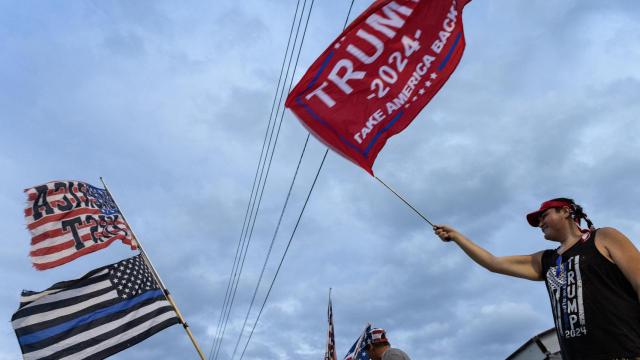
[434,225,544,281]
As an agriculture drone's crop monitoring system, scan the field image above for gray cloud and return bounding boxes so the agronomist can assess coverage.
[1,0,639,359]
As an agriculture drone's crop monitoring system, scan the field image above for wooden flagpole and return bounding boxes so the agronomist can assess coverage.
[373,175,435,227]
[99,177,206,360]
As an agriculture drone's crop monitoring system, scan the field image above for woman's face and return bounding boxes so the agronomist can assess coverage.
[538,207,570,241]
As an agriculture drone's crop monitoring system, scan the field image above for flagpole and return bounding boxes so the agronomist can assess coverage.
[99,177,206,360]
[325,287,332,360]
[373,176,435,227]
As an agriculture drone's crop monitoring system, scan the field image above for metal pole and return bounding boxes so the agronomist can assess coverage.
[100,177,206,360]
[373,175,435,227]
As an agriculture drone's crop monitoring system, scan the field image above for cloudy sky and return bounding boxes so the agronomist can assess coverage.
[2,0,640,359]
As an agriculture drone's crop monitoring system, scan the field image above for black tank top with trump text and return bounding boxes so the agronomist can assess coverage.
[541,229,640,359]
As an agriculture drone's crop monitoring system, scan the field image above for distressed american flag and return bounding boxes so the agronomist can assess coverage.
[24,180,137,270]
[11,255,179,360]
[324,297,337,360]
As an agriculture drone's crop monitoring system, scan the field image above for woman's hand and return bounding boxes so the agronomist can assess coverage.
[433,225,460,242]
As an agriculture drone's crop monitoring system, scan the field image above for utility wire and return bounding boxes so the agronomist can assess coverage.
[342,0,356,29]
[238,1,356,358]
[216,0,314,358]
[229,0,317,356]
[207,1,303,359]
[212,0,311,358]
[211,0,312,359]
[239,149,329,360]
[230,134,310,360]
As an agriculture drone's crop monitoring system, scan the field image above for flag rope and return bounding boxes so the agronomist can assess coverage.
[99,177,206,360]
[374,176,435,227]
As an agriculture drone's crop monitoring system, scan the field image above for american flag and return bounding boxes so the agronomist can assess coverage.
[324,297,337,360]
[24,180,137,270]
[343,324,371,360]
[12,255,179,359]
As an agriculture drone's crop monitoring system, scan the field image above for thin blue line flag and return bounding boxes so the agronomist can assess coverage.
[11,255,179,359]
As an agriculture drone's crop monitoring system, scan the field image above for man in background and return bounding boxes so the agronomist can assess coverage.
[364,327,412,360]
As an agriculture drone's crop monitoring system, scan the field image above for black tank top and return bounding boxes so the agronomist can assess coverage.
[541,229,640,359]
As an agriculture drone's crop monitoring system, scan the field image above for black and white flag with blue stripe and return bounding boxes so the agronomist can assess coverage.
[11,254,180,359]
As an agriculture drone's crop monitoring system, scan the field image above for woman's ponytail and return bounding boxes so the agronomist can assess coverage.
[550,198,596,231]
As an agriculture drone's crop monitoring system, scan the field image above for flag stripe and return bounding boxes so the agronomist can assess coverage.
[20,289,64,308]
[15,281,113,321]
[14,290,118,331]
[28,218,88,239]
[18,289,164,346]
[21,298,173,354]
[30,219,128,247]
[30,239,76,257]
[15,300,122,338]
[16,294,120,338]
[31,236,133,270]
[62,313,179,360]
[27,208,101,231]
[18,269,109,308]
[29,308,178,360]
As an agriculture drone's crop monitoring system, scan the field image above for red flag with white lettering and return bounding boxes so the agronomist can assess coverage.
[286,0,471,175]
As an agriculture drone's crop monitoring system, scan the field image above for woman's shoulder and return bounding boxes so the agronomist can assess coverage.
[595,226,622,236]
[593,227,635,263]
[594,227,630,244]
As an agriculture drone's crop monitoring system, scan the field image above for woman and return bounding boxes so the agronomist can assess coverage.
[434,198,640,359]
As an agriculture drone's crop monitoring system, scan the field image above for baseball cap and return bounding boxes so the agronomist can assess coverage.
[526,199,573,227]
[367,327,389,346]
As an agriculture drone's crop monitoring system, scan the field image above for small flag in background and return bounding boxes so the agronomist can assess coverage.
[324,296,337,360]
[11,255,179,360]
[344,324,372,360]
[24,180,137,270]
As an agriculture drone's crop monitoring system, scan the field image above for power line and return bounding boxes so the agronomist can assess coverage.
[237,1,356,357]
[229,0,317,355]
[206,1,304,359]
[239,149,329,360]
[230,134,310,360]
[220,0,313,360]
[211,0,313,357]
[214,0,316,357]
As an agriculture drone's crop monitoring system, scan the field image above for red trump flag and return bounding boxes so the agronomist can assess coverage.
[286,0,471,174]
